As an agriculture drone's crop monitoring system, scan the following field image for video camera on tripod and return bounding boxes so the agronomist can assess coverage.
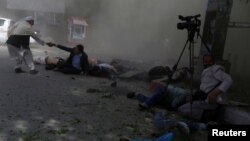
[177,14,201,31]
[173,14,211,115]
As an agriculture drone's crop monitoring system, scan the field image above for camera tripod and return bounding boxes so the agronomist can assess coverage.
[173,18,211,116]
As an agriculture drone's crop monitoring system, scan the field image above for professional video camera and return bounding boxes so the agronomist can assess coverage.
[174,14,211,116]
[177,14,201,30]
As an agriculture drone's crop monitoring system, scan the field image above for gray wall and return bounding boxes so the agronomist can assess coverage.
[224,1,250,82]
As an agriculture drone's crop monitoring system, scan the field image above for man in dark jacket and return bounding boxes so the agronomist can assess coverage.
[47,42,89,75]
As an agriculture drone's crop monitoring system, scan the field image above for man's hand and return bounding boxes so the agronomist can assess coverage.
[46,42,56,47]
[207,88,222,104]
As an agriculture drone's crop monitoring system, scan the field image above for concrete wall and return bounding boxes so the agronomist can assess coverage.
[224,1,250,82]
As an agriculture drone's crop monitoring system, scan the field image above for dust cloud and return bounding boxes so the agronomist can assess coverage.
[87,0,207,66]
[0,0,207,66]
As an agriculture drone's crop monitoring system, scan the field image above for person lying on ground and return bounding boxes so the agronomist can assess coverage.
[148,65,190,82]
[46,42,89,75]
[119,132,173,141]
[153,111,208,135]
[127,77,191,110]
[119,111,209,141]
[34,51,119,86]
[89,62,118,80]
[127,54,233,110]
[33,53,65,70]
[88,59,119,87]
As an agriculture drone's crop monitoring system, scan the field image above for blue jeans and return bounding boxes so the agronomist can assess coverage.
[136,84,188,108]
[154,112,207,133]
[136,85,166,107]
[132,132,173,141]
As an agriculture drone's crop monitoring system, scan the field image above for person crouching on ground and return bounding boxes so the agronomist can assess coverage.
[47,42,89,75]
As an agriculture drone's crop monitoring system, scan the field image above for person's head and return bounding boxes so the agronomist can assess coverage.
[25,16,34,26]
[203,53,215,69]
[73,44,84,54]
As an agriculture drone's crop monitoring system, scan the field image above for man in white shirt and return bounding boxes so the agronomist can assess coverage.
[6,16,45,74]
[178,54,233,122]
[199,54,233,103]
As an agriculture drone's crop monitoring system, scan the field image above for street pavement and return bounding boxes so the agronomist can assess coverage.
[0,45,210,141]
[0,46,158,141]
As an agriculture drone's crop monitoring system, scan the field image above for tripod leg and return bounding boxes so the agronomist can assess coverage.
[173,39,189,71]
[189,41,195,117]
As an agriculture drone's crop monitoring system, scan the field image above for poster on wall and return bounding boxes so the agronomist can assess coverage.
[68,17,88,46]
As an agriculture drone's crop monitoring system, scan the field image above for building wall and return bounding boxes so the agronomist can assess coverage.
[6,0,65,13]
[223,1,250,82]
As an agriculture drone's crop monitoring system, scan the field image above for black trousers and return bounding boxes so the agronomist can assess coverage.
[58,63,81,74]
[192,90,208,101]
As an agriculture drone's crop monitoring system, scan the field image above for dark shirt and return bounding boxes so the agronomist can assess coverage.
[56,45,89,74]
[72,54,82,70]
[6,35,30,48]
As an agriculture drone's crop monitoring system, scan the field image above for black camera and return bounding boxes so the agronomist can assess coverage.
[177,14,201,30]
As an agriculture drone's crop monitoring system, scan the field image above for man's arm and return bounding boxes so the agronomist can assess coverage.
[55,45,73,52]
[25,26,45,46]
[47,42,72,53]
[31,34,45,46]
[214,68,233,92]
[207,67,233,103]
[207,88,223,103]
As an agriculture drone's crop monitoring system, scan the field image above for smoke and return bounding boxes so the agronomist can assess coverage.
[1,0,207,66]
[7,0,65,13]
[87,0,207,66]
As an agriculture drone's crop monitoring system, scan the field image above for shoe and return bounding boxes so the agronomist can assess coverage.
[29,69,39,75]
[127,92,136,99]
[139,103,149,110]
[14,68,25,73]
[177,121,190,135]
[110,81,117,87]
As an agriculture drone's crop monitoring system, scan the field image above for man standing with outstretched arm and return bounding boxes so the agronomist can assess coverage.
[6,16,46,74]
